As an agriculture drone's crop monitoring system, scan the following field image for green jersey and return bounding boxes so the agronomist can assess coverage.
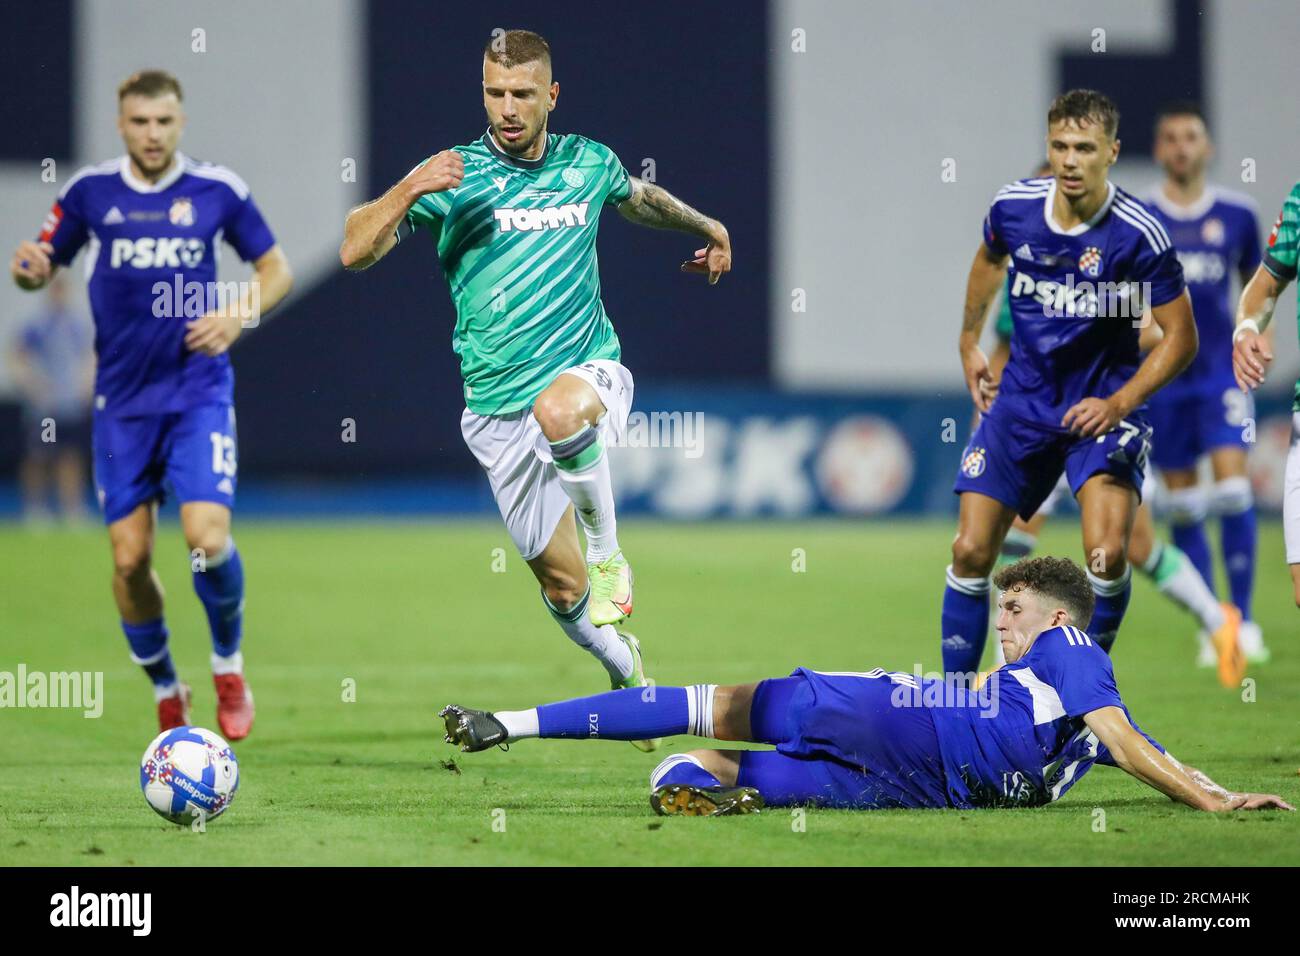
[404,130,632,415]
[1261,180,1300,410]
[993,275,1013,342]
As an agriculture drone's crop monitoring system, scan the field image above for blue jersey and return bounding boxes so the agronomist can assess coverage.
[1145,187,1261,398]
[929,625,1164,808]
[984,177,1185,426]
[38,153,276,418]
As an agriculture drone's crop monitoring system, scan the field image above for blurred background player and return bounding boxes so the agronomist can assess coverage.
[441,556,1292,817]
[1144,101,1268,663]
[1233,178,1300,612]
[948,90,1196,674]
[338,29,732,742]
[8,273,94,524]
[7,70,293,738]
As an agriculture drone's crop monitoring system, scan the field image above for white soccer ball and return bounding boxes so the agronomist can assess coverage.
[140,726,240,825]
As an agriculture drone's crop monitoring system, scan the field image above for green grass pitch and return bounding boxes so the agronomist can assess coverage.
[1,518,1296,866]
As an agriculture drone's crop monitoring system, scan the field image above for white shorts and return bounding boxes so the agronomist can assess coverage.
[460,359,634,561]
[1286,412,1300,565]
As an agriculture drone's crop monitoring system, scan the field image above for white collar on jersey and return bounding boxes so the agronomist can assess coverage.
[1149,183,1218,221]
[1043,179,1116,236]
[118,151,187,193]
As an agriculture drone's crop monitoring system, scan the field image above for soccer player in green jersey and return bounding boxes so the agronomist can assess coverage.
[1232,180,1300,610]
[338,30,732,740]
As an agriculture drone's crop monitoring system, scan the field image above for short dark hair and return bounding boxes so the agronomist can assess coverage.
[118,69,183,103]
[993,556,1095,627]
[1155,99,1208,130]
[1047,89,1119,140]
[483,29,551,70]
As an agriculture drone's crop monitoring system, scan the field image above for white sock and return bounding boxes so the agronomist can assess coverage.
[543,588,633,682]
[1142,542,1225,633]
[686,684,717,737]
[495,709,539,740]
[211,650,244,676]
[550,426,620,563]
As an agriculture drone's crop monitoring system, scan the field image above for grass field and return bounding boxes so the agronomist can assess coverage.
[1,518,1297,866]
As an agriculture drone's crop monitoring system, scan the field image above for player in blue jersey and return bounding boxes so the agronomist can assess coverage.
[946,90,1197,674]
[1145,102,1268,664]
[8,70,293,739]
[439,555,1292,815]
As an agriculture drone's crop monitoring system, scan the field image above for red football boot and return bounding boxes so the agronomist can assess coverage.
[214,673,255,740]
[157,683,192,732]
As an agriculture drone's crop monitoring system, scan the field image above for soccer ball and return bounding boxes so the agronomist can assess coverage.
[140,726,239,825]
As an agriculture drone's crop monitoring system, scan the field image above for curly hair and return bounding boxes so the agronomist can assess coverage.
[992,555,1095,626]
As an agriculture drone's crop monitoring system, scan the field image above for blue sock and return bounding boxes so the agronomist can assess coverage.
[122,618,177,689]
[1087,566,1132,653]
[1171,522,1215,593]
[536,685,714,740]
[942,566,989,678]
[192,539,245,658]
[1215,478,1257,620]
[650,754,722,791]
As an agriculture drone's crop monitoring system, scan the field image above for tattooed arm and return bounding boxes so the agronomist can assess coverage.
[616,178,732,284]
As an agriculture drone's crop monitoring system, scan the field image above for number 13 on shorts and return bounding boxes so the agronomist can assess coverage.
[210,430,237,477]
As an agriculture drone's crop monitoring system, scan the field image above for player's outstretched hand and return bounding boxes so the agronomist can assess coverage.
[1232,328,1273,392]
[1062,396,1126,438]
[1217,793,1295,812]
[406,149,464,196]
[185,313,244,357]
[680,227,731,285]
[10,240,54,290]
[961,345,995,413]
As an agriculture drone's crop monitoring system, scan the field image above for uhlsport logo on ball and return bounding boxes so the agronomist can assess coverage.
[140,726,239,825]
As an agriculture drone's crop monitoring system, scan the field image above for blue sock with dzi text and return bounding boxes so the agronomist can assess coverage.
[1087,566,1132,654]
[192,539,245,658]
[121,618,177,689]
[941,566,989,678]
[536,685,716,740]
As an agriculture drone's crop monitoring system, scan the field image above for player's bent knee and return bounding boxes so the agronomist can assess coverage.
[1084,538,1127,577]
[542,579,586,612]
[951,534,997,576]
[112,543,152,582]
[185,529,230,560]
[531,389,586,442]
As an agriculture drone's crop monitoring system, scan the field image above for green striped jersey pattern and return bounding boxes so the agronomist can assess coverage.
[407,131,632,415]
[1261,181,1300,410]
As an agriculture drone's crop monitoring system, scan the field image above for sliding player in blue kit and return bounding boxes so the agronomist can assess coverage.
[439,555,1292,816]
[945,90,1197,672]
[8,70,293,739]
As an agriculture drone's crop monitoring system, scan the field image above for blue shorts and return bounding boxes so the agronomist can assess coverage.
[953,404,1151,520]
[740,669,950,809]
[1147,385,1253,471]
[92,403,238,524]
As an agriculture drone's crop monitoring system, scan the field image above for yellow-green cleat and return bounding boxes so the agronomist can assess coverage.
[588,551,633,626]
[612,630,660,753]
